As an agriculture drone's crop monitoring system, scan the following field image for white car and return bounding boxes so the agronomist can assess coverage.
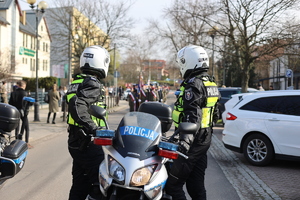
[123,89,131,100]
[221,92,255,124]
[222,90,300,166]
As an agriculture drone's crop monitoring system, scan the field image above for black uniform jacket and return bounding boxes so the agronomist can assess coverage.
[68,76,103,134]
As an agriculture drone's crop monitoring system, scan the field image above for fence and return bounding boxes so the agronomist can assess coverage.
[30,92,118,109]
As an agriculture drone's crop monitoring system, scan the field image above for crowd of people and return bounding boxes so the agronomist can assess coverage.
[126,83,170,111]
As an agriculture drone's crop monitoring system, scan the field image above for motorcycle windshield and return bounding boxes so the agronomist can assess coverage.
[114,112,162,160]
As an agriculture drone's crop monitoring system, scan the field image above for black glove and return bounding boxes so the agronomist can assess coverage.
[91,127,103,137]
[78,129,91,151]
[178,133,195,154]
[178,140,189,154]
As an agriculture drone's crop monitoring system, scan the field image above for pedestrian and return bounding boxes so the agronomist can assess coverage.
[257,84,265,91]
[166,45,220,200]
[0,81,8,103]
[128,87,138,111]
[8,80,32,147]
[61,86,68,118]
[118,86,123,103]
[66,45,110,200]
[148,85,158,101]
[58,86,65,107]
[269,85,274,90]
[140,85,148,103]
[47,84,60,124]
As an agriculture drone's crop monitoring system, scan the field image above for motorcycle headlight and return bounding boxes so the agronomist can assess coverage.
[130,164,157,186]
[108,155,125,184]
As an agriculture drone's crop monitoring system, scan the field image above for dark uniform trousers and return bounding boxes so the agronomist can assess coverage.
[166,128,212,200]
[68,126,104,200]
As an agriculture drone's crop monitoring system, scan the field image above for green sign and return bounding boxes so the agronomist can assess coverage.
[19,47,35,57]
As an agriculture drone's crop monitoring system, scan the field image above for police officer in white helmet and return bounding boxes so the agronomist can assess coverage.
[166,45,220,200]
[66,45,110,199]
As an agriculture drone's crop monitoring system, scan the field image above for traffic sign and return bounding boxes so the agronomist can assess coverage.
[285,69,293,78]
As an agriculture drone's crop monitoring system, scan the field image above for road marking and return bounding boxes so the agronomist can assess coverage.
[209,134,281,200]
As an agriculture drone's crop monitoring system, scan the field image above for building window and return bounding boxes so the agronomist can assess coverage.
[30,58,33,71]
[25,35,28,47]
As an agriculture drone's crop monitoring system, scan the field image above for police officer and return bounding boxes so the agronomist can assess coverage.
[66,45,110,200]
[166,45,220,200]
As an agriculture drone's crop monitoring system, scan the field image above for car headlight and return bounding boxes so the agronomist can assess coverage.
[108,155,125,184]
[130,164,157,186]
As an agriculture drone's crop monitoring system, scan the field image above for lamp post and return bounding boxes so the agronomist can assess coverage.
[27,0,48,122]
[209,26,218,77]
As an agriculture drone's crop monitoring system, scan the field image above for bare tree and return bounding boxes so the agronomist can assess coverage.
[148,0,300,91]
[0,49,13,80]
[119,35,157,84]
[47,0,135,74]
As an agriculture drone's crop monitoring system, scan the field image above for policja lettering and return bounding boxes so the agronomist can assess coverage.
[206,86,219,96]
[122,126,156,140]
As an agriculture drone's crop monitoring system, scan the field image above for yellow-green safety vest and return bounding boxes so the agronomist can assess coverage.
[172,78,219,128]
[66,76,107,128]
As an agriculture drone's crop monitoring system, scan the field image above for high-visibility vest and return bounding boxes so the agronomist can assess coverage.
[66,75,107,128]
[172,77,219,128]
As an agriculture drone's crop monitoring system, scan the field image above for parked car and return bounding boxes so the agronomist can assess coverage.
[222,90,300,166]
[217,87,258,120]
[123,89,131,100]
[221,93,252,124]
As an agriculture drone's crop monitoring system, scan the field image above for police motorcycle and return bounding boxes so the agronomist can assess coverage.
[0,99,32,183]
[88,102,197,200]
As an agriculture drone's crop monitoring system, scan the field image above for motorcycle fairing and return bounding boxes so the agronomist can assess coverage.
[113,112,162,160]
[99,161,112,197]
[100,145,168,199]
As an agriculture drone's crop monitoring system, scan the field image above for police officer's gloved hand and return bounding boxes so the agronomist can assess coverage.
[178,133,195,154]
[92,127,103,137]
[178,140,189,154]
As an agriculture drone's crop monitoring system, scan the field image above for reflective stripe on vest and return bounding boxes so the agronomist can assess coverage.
[172,80,218,128]
[67,77,107,127]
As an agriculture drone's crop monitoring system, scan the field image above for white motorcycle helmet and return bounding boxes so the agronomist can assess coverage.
[80,45,110,79]
[176,45,209,78]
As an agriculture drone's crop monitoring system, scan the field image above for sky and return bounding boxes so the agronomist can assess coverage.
[18,0,173,34]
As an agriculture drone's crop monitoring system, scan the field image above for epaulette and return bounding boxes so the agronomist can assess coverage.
[188,77,196,83]
[90,77,97,81]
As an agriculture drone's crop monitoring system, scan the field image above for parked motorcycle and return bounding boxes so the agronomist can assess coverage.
[89,102,196,200]
[0,102,29,183]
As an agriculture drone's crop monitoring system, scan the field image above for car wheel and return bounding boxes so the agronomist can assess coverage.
[242,133,274,166]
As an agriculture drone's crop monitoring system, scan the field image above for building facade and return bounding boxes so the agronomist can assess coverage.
[0,0,51,92]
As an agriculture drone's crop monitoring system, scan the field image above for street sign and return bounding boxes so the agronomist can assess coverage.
[285,69,293,78]
[114,71,120,78]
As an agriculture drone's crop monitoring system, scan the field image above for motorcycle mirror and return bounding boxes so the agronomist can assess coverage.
[178,122,198,134]
[88,105,107,120]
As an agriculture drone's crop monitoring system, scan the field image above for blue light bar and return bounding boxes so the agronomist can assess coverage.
[158,141,178,151]
[23,97,35,102]
[96,130,115,137]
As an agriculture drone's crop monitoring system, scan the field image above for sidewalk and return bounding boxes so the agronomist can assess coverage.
[24,99,129,147]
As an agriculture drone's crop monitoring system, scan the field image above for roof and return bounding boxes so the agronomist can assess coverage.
[19,10,44,37]
[0,0,22,25]
[0,0,13,10]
